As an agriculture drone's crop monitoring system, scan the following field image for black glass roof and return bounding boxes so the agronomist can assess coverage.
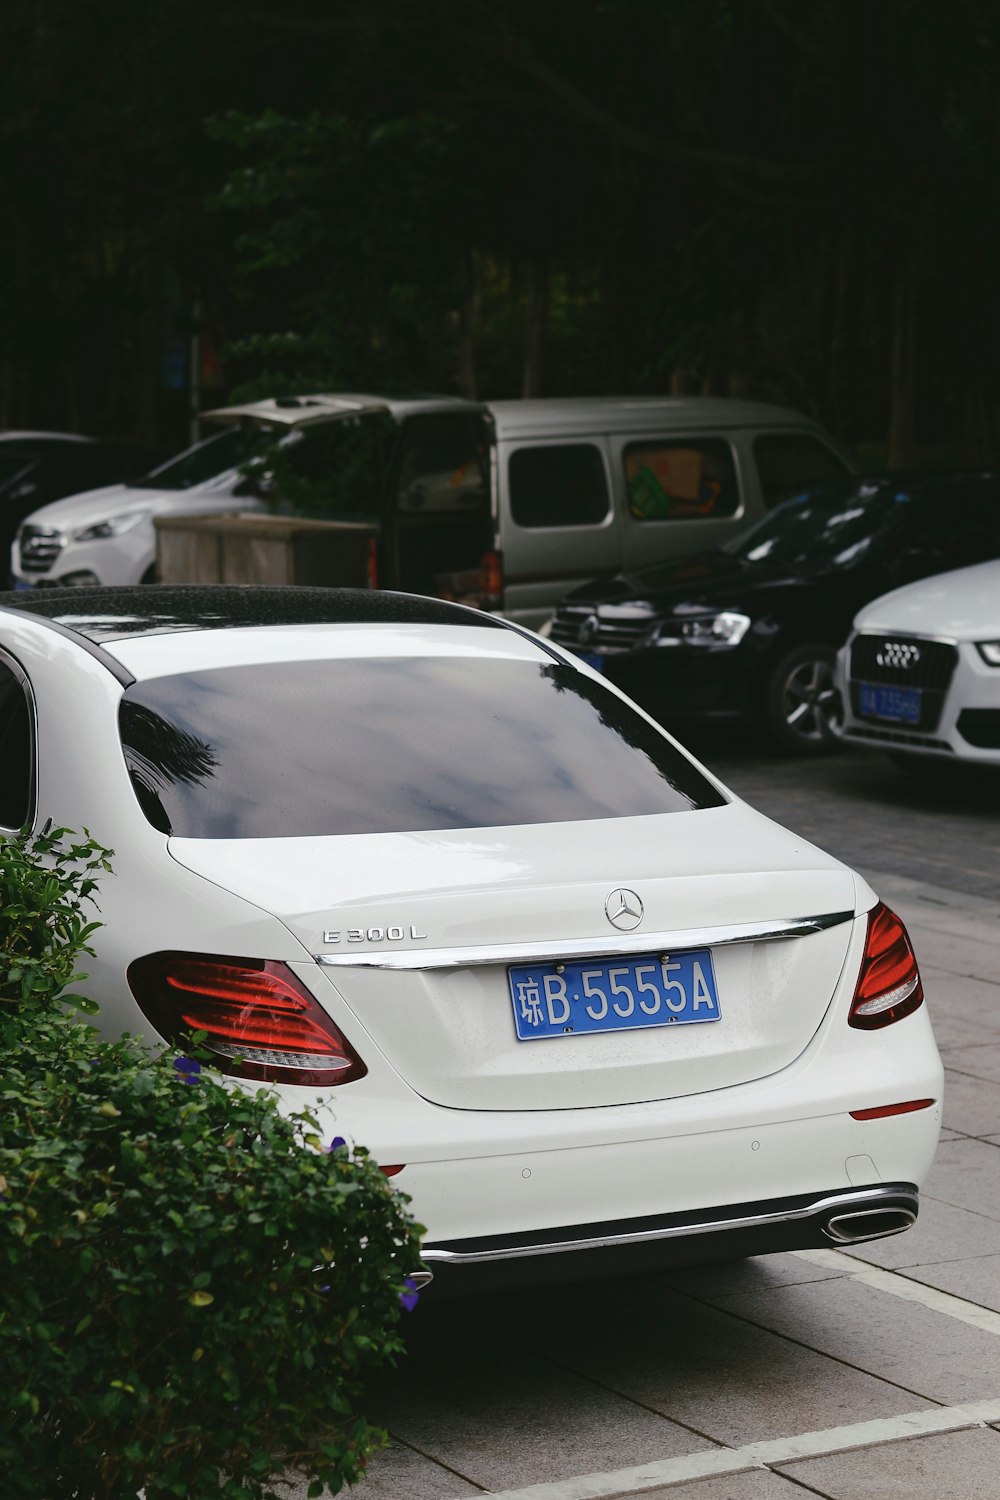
[0,585,502,643]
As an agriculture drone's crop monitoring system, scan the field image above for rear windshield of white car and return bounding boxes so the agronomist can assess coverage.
[119,657,725,838]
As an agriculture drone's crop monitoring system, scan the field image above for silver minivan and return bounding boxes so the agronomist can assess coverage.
[13,394,854,622]
[394,396,855,628]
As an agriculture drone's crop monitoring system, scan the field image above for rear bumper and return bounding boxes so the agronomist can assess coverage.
[419,1182,919,1298]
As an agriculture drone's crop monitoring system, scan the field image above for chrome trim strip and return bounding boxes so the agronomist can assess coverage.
[420,1186,914,1265]
[314,909,854,971]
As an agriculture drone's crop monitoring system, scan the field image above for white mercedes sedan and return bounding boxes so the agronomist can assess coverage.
[0,586,941,1296]
[838,557,1000,768]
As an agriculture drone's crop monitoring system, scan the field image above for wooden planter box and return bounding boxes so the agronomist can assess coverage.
[154,512,377,588]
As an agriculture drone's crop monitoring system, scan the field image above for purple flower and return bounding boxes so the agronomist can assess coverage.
[173,1056,202,1084]
[326,1135,347,1152]
[399,1276,420,1313]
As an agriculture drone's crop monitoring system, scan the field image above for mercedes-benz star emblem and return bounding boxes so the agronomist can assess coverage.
[578,614,600,646]
[605,887,644,930]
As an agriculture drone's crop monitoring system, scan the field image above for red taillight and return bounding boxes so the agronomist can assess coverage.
[127,952,367,1086]
[477,548,503,608]
[848,903,924,1030]
[366,535,379,590]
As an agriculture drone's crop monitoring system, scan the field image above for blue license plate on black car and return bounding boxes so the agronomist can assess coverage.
[859,682,921,725]
[508,949,721,1041]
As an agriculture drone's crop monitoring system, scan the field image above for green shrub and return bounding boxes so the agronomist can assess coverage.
[0,829,424,1500]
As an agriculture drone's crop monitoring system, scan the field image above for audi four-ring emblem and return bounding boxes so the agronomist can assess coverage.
[875,640,921,670]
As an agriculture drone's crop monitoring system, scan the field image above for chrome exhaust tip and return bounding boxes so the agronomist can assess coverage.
[823,1206,916,1244]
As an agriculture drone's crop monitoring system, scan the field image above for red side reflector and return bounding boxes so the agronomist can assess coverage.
[848,902,924,1030]
[379,1164,405,1177]
[127,952,367,1087]
[850,1099,935,1121]
[477,549,503,608]
[366,536,379,590]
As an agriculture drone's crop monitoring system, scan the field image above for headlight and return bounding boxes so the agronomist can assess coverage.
[653,612,752,648]
[73,508,152,542]
[976,642,1000,666]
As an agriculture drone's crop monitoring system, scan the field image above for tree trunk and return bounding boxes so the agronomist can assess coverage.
[521,259,549,399]
[62,360,81,434]
[456,253,480,399]
[960,386,999,467]
[887,259,917,469]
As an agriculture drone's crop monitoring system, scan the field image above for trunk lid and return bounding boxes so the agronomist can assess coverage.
[168,802,858,1111]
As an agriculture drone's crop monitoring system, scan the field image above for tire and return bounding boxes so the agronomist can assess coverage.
[762,642,843,754]
[140,563,159,585]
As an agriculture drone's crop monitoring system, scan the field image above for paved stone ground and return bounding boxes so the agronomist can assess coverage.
[282,748,1000,1500]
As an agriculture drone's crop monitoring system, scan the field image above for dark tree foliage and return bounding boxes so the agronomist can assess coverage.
[1,0,999,460]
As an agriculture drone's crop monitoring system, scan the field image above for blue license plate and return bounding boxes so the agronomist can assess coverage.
[508,949,721,1041]
[572,650,604,672]
[11,577,35,591]
[859,682,921,725]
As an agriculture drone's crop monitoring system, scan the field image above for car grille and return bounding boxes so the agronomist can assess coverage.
[550,602,654,654]
[848,633,958,733]
[17,524,65,574]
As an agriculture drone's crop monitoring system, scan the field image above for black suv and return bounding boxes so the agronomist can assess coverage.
[549,473,1000,752]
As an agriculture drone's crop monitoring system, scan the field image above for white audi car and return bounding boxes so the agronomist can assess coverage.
[0,586,941,1295]
[838,557,1000,767]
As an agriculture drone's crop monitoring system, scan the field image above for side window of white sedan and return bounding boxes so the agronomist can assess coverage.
[0,653,35,830]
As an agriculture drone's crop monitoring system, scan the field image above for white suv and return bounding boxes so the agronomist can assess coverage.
[9,395,391,590]
[10,424,265,590]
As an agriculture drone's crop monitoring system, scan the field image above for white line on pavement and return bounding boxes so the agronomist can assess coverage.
[453,1398,1000,1500]
[793,1246,1000,1337]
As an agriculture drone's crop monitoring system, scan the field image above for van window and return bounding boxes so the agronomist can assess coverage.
[398,452,486,514]
[625,440,739,521]
[754,434,850,509]
[0,657,34,829]
[509,445,610,528]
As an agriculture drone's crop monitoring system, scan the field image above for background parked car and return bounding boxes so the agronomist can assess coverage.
[0,431,162,572]
[838,556,1000,769]
[10,421,273,589]
[547,472,1000,752]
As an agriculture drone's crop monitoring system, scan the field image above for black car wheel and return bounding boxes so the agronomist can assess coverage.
[763,642,843,754]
